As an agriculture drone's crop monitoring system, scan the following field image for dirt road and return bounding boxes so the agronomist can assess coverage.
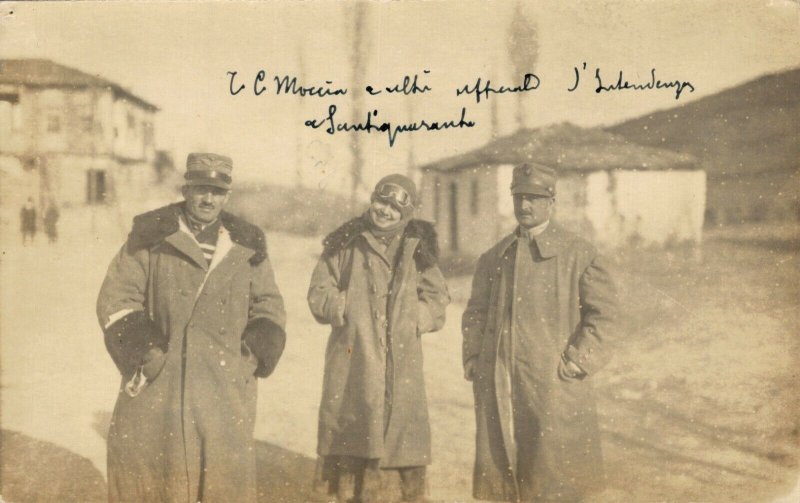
[1,211,797,502]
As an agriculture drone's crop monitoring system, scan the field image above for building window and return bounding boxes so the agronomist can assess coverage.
[47,114,61,133]
[470,177,479,215]
[87,169,107,204]
[143,121,154,146]
[127,112,135,130]
[449,182,459,252]
[0,94,21,131]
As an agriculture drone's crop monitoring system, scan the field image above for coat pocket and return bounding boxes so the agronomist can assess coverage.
[240,341,260,378]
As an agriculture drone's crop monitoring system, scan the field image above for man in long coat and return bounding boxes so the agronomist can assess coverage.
[462,163,619,502]
[97,153,287,503]
[308,174,450,502]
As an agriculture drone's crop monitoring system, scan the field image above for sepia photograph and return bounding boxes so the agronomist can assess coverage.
[0,1,798,502]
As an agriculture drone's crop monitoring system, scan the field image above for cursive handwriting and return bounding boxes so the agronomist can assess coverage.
[366,70,432,95]
[456,73,540,103]
[227,71,348,97]
[304,104,476,147]
[568,65,695,100]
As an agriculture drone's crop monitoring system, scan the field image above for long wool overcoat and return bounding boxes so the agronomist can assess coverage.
[308,217,450,468]
[462,223,618,502]
[97,203,286,503]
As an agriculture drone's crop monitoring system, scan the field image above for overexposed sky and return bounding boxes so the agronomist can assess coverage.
[1,0,798,192]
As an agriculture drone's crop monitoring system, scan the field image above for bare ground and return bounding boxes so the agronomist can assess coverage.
[1,212,798,502]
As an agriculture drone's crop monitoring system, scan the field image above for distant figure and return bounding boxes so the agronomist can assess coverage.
[97,153,287,503]
[20,197,37,245]
[44,201,60,244]
[308,174,450,503]
[462,163,620,502]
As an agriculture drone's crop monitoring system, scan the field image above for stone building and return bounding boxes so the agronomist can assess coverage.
[0,59,159,214]
[419,123,706,256]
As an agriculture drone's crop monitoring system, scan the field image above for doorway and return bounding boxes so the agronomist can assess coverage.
[449,182,458,252]
[86,169,106,204]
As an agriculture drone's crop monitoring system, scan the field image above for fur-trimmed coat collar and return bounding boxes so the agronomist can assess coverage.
[127,203,267,265]
[322,216,439,271]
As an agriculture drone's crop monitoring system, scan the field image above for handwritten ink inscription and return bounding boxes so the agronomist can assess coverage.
[227,66,695,147]
[228,71,348,97]
[568,63,695,100]
[304,105,475,147]
[456,73,541,103]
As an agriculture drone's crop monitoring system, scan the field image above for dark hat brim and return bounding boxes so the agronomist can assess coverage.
[511,183,555,197]
[184,178,231,190]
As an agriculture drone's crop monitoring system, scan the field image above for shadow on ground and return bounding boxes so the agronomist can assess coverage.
[255,441,317,502]
[0,429,107,503]
[0,428,318,502]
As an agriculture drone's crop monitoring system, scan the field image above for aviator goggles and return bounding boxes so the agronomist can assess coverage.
[375,182,413,208]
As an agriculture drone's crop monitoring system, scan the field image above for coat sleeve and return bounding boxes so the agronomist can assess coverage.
[565,253,619,376]
[416,265,450,334]
[97,243,166,375]
[97,243,148,326]
[461,252,493,366]
[307,254,347,327]
[243,256,288,378]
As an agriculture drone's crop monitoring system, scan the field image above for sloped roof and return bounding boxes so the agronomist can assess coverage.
[420,122,698,173]
[0,59,158,111]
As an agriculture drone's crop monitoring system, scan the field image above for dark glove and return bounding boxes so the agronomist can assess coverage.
[141,348,167,381]
[242,318,286,378]
[103,311,168,376]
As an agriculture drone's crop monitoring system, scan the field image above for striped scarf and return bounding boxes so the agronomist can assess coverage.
[194,220,221,265]
[184,211,221,265]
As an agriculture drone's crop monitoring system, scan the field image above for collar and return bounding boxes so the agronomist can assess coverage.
[182,208,219,235]
[495,222,564,260]
[127,202,268,265]
[523,220,550,238]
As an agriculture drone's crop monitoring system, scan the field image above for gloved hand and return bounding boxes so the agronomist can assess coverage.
[464,356,478,381]
[557,353,586,382]
[141,348,167,381]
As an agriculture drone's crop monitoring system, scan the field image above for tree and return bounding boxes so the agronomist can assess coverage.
[347,2,369,209]
[507,2,539,130]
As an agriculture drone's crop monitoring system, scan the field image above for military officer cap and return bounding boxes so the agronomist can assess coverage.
[184,153,233,190]
[511,162,556,197]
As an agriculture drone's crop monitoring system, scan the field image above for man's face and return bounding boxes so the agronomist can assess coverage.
[182,184,230,223]
[513,193,554,228]
[369,198,402,229]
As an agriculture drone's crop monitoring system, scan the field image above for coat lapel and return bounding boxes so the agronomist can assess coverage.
[361,230,393,267]
[165,228,208,271]
[194,225,252,300]
[208,226,233,274]
[531,222,564,258]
